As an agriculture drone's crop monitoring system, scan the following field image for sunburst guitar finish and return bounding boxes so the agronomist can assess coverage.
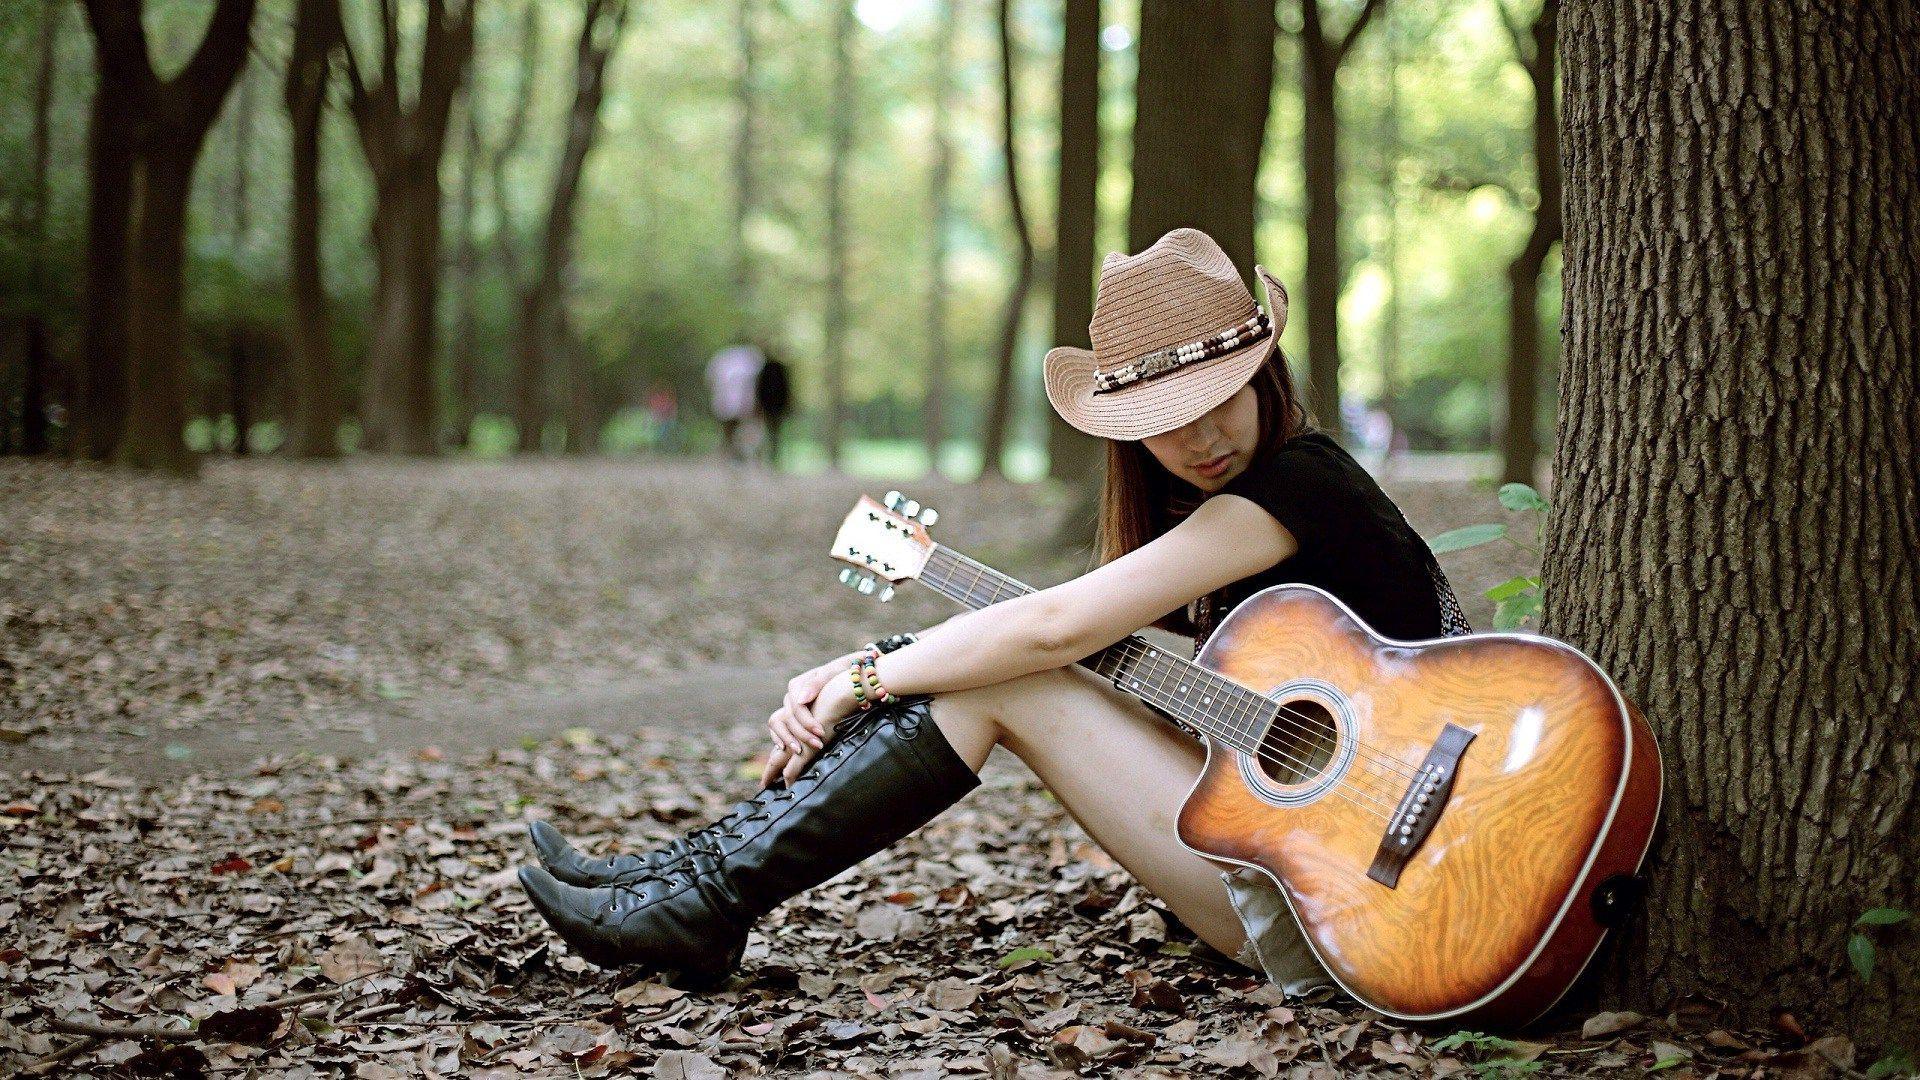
[1180,586,1662,1026]
[828,494,1664,1028]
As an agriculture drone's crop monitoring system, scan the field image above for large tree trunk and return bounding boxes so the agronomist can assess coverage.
[19,0,58,456]
[1551,0,1918,1044]
[978,0,1034,481]
[345,0,472,456]
[116,150,201,472]
[1128,0,1274,278]
[75,47,138,461]
[1298,0,1385,437]
[821,0,856,471]
[283,0,343,458]
[1046,0,1101,537]
[922,0,956,477]
[1498,0,1559,488]
[80,0,258,475]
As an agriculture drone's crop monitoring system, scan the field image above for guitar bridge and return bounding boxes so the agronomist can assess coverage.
[1368,723,1475,888]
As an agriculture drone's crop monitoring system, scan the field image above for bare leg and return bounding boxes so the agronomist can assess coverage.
[928,663,1251,960]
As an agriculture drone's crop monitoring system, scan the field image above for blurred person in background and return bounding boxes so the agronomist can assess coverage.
[754,348,792,470]
[705,342,764,461]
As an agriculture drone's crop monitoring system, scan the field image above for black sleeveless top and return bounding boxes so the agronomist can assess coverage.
[1189,430,1472,651]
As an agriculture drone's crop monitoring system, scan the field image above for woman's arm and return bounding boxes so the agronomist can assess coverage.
[868,492,1299,698]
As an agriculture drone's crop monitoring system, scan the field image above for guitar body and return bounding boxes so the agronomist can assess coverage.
[1178,584,1662,1027]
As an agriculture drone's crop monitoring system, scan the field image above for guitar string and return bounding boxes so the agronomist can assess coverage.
[918,548,1419,819]
[929,546,1427,789]
[887,546,1406,821]
[928,547,1422,801]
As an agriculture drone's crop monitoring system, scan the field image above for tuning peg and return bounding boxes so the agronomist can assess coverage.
[918,507,938,527]
[902,499,921,518]
[857,576,876,595]
[883,490,903,511]
[879,585,895,602]
[839,567,857,586]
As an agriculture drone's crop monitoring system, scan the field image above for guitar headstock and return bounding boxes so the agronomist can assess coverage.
[829,491,939,602]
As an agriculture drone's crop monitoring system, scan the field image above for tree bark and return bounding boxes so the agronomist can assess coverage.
[923,0,956,477]
[79,0,258,475]
[344,0,473,455]
[74,14,140,461]
[979,0,1035,481]
[1498,0,1559,487]
[1047,0,1101,527]
[821,0,857,471]
[282,0,343,458]
[1128,0,1274,278]
[1551,0,1918,1043]
[1297,0,1385,436]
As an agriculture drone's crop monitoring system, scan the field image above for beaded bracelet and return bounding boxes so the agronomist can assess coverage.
[858,652,895,705]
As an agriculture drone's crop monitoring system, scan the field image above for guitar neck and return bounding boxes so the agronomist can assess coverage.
[917,544,1273,744]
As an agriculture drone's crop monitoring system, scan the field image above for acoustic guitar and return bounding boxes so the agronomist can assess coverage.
[830,492,1662,1027]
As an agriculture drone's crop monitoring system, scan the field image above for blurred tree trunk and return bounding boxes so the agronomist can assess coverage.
[1128,0,1273,280]
[19,0,57,455]
[1047,0,1101,541]
[822,0,857,470]
[1551,0,1918,1043]
[1498,0,1559,488]
[979,0,1034,481]
[344,0,473,455]
[922,0,955,477]
[78,0,258,475]
[1374,5,1400,472]
[283,0,343,458]
[1296,0,1385,435]
[733,0,758,316]
[447,83,481,447]
[227,72,255,456]
[508,0,632,454]
[493,4,539,445]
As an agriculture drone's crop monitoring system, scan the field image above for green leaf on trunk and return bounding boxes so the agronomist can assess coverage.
[1498,483,1549,512]
[1849,932,1875,981]
[1856,908,1911,926]
[1429,524,1507,554]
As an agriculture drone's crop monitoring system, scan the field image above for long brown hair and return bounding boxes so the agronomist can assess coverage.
[1090,349,1313,636]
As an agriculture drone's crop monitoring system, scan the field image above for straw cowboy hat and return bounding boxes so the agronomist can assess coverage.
[1044,227,1289,441]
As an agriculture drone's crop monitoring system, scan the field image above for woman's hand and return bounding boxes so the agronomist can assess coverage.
[760,651,863,789]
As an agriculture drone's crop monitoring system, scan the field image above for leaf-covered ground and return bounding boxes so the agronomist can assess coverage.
[0,457,1863,1076]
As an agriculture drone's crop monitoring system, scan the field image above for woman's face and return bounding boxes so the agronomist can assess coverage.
[1138,383,1260,493]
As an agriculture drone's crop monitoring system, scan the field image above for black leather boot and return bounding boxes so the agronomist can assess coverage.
[516,694,977,985]
[528,632,927,889]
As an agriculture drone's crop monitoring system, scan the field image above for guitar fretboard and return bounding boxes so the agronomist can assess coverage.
[917,545,1276,747]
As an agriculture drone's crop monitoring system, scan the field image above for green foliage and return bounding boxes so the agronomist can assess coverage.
[1430,1031,1546,1077]
[1866,1048,1916,1079]
[1848,907,1911,983]
[1427,483,1547,629]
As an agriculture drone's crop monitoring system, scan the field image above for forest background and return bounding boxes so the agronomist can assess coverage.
[0,0,1557,478]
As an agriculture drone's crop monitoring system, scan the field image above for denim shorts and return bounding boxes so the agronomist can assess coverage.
[1221,867,1335,996]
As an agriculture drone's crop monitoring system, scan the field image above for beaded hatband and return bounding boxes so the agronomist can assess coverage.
[1091,310,1272,395]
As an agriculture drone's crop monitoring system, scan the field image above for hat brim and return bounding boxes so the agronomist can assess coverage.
[1045,264,1288,440]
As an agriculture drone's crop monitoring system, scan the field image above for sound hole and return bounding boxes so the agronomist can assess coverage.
[1257,699,1339,785]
